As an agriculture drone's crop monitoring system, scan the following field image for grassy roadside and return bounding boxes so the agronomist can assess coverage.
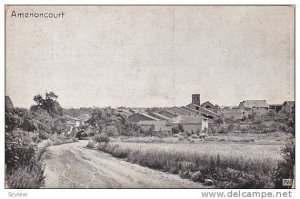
[6,136,78,189]
[87,140,275,188]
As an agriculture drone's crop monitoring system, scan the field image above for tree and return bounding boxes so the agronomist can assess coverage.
[273,107,295,188]
[32,92,62,117]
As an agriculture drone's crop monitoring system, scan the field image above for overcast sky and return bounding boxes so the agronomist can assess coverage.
[6,6,294,108]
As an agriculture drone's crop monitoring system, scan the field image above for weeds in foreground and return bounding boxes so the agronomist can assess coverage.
[6,164,45,189]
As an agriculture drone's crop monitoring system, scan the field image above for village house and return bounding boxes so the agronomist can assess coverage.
[77,113,91,125]
[185,94,220,119]
[128,107,209,134]
[201,101,220,114]
[238,100,269,115]
[65,115,82,127]
[147,111,171,120]
[269,104,283,113]
[128,112,158,123]
[157,109,177,118]
[167,106,195,116]
[167,115,208,133]
[138,120,172,132]
[128,112,172,132]
[221,108,248,120]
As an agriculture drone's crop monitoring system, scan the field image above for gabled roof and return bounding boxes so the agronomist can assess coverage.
[117,109,134,117]
[186,103,220,117]
[131,112,159,121]
[269,104,282,107]
[148,112,171,120]
[168,115,203,124]
[158,110,178,118]
[168,106,195,115]
[240,100,269,108]
[201,101,215,107]
[77,114,91,122]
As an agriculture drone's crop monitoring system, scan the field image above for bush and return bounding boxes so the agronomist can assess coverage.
[273,141,295,188]
[5,128,45,188]
[38,131,49,140]
[103,126,119,137]
[156,131,170,138]
[5,129,38,171]
[93,133,110,143]
[6,164,45,188]
[226,123,234,133]
[87,140,96,149]
[171,124,184,134]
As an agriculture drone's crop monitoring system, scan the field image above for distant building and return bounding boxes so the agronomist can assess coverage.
[192,94,201,106]
[168,106,194,116]
[157,110,177,118]
[138,120,172,132]
[128,112,157,123]
[221,109,248,120]
[186,103,219,119]
[129,112,173,132]
[147,111,171,120]
[116,108,133,117]
[201,101,220,113]
[238,100,269,115]
[77,114,91,124]
[281,101,295,113]
[168,115,208,132]
[185,94,220,119]
[65,116,81,127]
[269,104,283,113]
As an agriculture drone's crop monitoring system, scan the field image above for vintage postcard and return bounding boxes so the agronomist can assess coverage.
[5,5,295,189]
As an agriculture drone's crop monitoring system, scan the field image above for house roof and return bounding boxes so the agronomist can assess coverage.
[240,100,269,108]
[77,114,91,122]
[116,109,133,117]
[148,112,171,120]
[269,104,283,107]
[168,106,195,115]
[168,115,203,124]
[201,101,214,107]
[158,110,178,118]
[132,112,159,121]
[186,103,220,117]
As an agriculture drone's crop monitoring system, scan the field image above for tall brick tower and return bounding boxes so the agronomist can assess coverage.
[192,94,200,106]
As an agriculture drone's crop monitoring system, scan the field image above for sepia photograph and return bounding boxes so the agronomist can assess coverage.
[4,5,295,189]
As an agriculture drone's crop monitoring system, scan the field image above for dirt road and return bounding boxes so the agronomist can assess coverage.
[44,141,206,188]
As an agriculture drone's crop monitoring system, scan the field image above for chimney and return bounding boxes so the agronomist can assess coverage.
[192,94,200,106]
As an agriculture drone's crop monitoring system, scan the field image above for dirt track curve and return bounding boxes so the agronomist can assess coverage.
[43,140,206,188]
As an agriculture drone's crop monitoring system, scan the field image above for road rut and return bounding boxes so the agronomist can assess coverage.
[44,140,206,188]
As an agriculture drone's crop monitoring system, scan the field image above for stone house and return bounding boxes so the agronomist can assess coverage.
[238,100,269,115]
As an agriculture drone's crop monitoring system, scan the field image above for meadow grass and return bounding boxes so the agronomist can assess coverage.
[95,141,280,188]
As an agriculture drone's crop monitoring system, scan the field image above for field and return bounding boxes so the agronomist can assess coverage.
[112,131,290,161]
[89,131,291,188]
